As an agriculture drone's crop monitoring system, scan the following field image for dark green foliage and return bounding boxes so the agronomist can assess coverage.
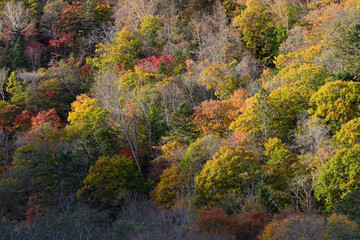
[336,70,355,81]
[257,182,279,213]
[315,145,360,212]
[335,189,360,224]
[165,102,199,144]
[7,28,27,69]
[146,106,168,145]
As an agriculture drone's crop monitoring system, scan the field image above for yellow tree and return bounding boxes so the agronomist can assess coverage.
[234,0,286,62]
[87,27,141,70]
[77,155,147,209]
[153,166,186,208]
[67,94,99,136]
[195,146,263,210]
[310,80,360,131]
[334,117,360,147]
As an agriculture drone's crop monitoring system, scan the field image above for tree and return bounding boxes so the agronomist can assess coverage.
[268,63,332,92]
[153,166,186,208]
[309,80,360,131]
[0,101,20,165]
[139,14,161,52]
[190,3,233,64]
[234,0,286,63]
[337,23,360,80]
[92,69,152,173]
[5,71,27,105]
[0,68,9,101]
[230,89,274,145]
[27,108,62,142]
[199,61,245,100]
[288,174,316,212]
[315,145,360,211]
[294,114,330,158]
[334,189,360,223]
[87,27,141,71]
[77,155,149,209]
[260,213,358,240]
[74,107,121,162]
[178,134,222,181]
[268,85,312,141]
[334,117,360,148]
[192,99,236,136]
[164,102,198,145]
[66,94,99,137]
[195,146,263,211]
[0,1,34,37]
[264,138,292,170]
[197,206,269,239]
[7,28,27,69]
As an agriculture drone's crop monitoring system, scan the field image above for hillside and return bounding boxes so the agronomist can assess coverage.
[1,0,360,239]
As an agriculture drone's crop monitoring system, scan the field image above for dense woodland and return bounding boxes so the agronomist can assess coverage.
[1,0,360,239]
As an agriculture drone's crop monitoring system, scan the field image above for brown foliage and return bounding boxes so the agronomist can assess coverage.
[197,207,269,240]
[229,210,269,240]
[197,207,230,234]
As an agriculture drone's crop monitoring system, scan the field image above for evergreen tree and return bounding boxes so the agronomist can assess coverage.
[7,28,27,69]
[164,102,199,144]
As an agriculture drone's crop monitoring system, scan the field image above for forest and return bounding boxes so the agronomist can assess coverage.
[0,0,360,239]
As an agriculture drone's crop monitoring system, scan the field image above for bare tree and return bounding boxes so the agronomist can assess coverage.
[294,113,331,163]
[0,68,9,101]
[27,47,44,71]
[85,23,116,49]
[269,0,291,30]
[288,174,316,212]
[92,70,143,173]
[157,2,194,55]
[279,26,307,55]
[0,2,34,39]
[157,79,185,124]
[191,2,230,64]
[114,0,158,32]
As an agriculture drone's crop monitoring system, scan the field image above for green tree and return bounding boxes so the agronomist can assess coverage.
[87,27,141,70]
[269,85,312,141]
[264,137,292,170]
[164,102,199,145]
[66,94,99,137]
[230,89,274,145]
[178,134,222,181]
[74,108,121,166]
[140,15,161,42]
[5,71,26,105]
[263,138,295,202]
[315,145,360,211]
[7,28,27,69]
